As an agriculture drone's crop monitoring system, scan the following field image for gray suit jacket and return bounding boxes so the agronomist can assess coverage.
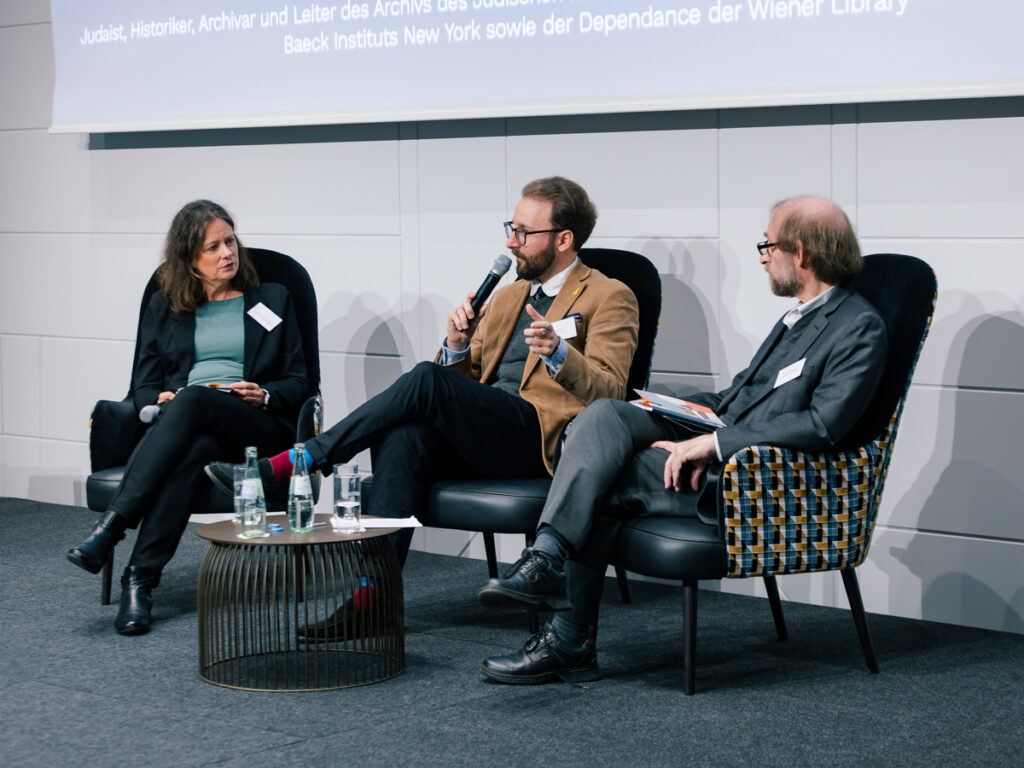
[689,287,888,460]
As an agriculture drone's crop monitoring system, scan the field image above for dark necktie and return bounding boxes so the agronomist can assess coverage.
[532,287,546,301]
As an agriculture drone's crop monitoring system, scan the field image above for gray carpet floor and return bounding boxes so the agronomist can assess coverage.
[2,497,1023,767]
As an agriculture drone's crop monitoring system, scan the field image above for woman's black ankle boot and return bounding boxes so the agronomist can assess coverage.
[67,509,128,574]
[114,565,159,635]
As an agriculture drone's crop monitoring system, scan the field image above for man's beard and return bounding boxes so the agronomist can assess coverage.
[513,237,557,281]
[768,258,802,297]
[770,273,802,297]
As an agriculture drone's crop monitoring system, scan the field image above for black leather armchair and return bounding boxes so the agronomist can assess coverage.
[85,248,322,604]
[373,248,662,626]
[613,254,937,693]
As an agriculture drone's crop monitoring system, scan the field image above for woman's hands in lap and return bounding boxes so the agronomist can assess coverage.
[231,381,266,408]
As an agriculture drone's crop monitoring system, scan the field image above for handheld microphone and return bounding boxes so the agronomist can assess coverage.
[139,404,162,424]
[469,254,512,314]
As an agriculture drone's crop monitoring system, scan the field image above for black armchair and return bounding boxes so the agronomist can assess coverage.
[613,254,937,693]
[402,248,662,623]
[85,248,322,604]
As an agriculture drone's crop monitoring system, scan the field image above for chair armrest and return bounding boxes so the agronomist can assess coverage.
[295,392,324,442]
[717,442,881,578]
[89,398,142,472]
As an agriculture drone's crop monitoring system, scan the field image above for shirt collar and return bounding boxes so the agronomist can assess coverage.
[531,257,578,298]
[782,285,835,329]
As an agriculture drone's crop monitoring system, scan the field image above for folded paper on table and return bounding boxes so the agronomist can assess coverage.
[361,516,422,529]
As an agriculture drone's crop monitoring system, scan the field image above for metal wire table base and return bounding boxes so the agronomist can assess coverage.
[196,518,404,691]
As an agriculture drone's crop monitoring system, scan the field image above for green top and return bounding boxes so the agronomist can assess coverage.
[188,296,245,386]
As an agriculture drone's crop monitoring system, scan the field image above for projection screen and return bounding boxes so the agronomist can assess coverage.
[50,0,1024,133]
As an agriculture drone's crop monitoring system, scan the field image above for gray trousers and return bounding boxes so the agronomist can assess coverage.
[539,399,710,630]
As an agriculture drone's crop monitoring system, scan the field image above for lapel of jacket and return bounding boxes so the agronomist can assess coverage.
[169,307,196,375]
[725,287,852,420]
[480,279,530,384]
[242,289,262,377]
[716,319,786,414]
[783,288,850,361]
[521,260,591,383]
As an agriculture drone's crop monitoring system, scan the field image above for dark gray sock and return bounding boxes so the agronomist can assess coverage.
[532,524,570,571]
[551,614,589,647]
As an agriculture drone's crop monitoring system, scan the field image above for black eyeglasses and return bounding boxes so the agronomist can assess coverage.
[504,221,562,246]
[756,240,779,257]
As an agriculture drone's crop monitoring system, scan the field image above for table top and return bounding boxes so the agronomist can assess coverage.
[197,513,397,546]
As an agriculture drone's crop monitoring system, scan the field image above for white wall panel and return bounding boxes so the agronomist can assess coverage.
[2,436,88,506]
[717,122,834,380]
[0,233,161,339]
[254,234,406,358]
[861,238,1024,390]
[601,236,722,378]
[858,116,1024,239]
[0,130,92,233]
[859,528,1024,634]
[0,23,52,130]
[86,141,402,237]
[318,351,404,433]
[40,338,134,444]
[507,129,719,238]
[877,386,1024,542]
[415,136,509,363]
[830,107,859,219]
[1,335,41,438]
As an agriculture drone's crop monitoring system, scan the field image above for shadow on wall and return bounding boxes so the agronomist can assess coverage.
[317,290,413,406]
[649,239,714,386]
[887,311,1024,633]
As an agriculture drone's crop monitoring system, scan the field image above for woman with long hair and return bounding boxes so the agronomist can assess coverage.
[68,200,309,635]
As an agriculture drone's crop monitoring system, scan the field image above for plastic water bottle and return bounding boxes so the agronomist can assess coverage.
[238,446,268,538]
[288,443,315,533]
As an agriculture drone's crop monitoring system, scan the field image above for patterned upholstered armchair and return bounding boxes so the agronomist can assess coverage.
[615,253,937,694]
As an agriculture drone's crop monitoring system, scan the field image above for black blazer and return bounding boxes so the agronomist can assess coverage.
[132,283,308,431]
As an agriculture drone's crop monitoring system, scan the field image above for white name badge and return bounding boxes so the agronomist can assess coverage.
[551,316,578,340]
[247,302,282,332]
[774,358,806,389]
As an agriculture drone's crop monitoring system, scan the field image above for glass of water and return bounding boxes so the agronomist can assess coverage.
[332,464,365,533]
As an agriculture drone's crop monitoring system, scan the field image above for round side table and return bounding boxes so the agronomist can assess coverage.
[196,515,404,691]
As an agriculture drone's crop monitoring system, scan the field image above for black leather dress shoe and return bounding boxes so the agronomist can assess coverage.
[478,549,569,611]
[481,623,600,685]
[67,509,128,574]
[114,565,159,636]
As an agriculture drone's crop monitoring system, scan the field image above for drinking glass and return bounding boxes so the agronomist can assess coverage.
[331,464,365,533]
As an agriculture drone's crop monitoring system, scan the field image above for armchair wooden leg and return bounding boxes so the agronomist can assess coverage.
[101,556,113,606]
[614,566,632,604]
[763,575,787,641]
[841,567,879,673]
[682,579,697,695]
[484,533,498,579]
